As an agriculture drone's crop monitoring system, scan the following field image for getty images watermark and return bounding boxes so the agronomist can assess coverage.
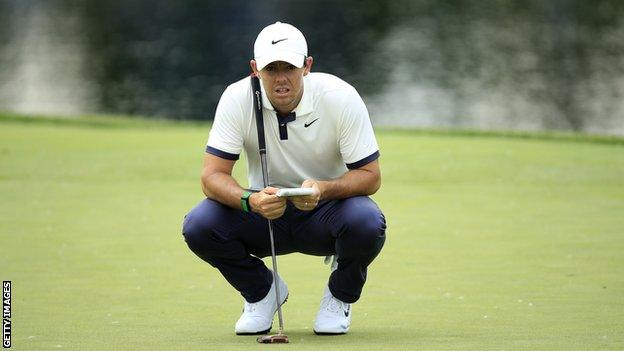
[3,281,10,348]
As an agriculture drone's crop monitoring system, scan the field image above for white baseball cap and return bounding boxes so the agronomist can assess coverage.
[254,22,308,70]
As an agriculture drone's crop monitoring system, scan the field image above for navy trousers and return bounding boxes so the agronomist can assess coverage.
[182,196,386,304]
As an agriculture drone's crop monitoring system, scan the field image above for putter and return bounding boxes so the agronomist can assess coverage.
[251,74,289,344]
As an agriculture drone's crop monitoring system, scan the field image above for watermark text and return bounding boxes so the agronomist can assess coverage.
[3,281,10,348]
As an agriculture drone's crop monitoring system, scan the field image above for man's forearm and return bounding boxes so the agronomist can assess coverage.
[202,172,246,209]
[317,168,380,200]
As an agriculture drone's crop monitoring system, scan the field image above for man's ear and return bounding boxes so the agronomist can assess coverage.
[303,56,314,76]
[250,60,260,76]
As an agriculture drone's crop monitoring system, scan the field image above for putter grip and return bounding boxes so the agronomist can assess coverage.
[251,75,266,154]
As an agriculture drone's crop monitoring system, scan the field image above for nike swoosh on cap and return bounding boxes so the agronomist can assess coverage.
[272,38,288,44]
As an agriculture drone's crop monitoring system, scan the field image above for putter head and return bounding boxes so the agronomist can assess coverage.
[257,334,289,344]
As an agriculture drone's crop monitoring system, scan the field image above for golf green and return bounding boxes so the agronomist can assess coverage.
[1,115,623,350]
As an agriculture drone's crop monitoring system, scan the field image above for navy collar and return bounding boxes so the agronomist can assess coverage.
[276,112,296,140]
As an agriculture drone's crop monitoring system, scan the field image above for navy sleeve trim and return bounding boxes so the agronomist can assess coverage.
[346,150,380,169]
[205,146,240,160]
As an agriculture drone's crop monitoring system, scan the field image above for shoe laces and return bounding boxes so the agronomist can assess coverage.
[322,295,348,314]
[243,297,269,313]
[243,302,256,313]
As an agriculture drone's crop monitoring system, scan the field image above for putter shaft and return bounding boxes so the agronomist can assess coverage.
[253,77,287,339]
[260,152,286,334]
[267,218,285,333]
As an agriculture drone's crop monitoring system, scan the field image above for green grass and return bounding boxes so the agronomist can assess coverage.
[1,114,623,350]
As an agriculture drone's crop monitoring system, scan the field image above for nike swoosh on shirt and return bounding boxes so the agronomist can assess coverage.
[272,38,288,44]
[344,306,350,317]
[304,118,319,128]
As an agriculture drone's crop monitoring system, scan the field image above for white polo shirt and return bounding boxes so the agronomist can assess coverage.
[206,72,380,190]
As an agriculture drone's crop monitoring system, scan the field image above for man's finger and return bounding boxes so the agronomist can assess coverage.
[263,186,279,195]
[263,195,284,203]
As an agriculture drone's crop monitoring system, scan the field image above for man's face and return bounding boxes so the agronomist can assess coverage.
[252,57,313,114]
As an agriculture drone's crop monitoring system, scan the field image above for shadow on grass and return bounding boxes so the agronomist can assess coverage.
[212,327,436,347]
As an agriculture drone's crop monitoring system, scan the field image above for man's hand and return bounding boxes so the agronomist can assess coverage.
[290,179,322,211]
[249,186,287,219]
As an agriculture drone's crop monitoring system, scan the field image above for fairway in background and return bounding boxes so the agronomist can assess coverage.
[1,116,623,350]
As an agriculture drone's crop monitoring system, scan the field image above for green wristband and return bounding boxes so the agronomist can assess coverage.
[241,191,252,212]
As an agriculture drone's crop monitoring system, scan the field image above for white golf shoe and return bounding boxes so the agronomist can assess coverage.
[234,273,288,335]
[313,286,351,334]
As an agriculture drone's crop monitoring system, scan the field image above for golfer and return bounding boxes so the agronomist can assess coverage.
[182,21,386,335]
